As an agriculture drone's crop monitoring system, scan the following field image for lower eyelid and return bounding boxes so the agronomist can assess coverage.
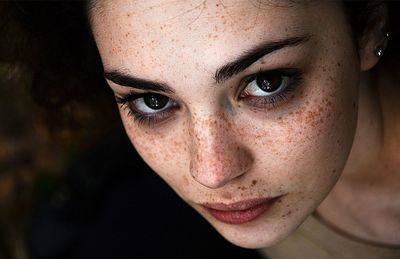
[125,101,180,126]
[240,77,302,109]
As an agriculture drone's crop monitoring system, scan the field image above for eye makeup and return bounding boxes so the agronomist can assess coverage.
[115,68,304,127]
[116,93,179,126]
[239,68,303,109]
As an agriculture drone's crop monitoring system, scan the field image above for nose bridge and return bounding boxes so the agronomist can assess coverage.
[189,112,252,189]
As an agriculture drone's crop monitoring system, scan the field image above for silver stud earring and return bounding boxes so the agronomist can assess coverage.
[375,32,390,57]
[375,47,385,57]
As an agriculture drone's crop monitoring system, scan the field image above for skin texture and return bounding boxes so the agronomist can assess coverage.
[90,0,397,249]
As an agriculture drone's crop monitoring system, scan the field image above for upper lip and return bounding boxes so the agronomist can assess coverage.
[200,197,278,211]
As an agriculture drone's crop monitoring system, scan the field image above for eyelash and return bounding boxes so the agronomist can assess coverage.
[239,68,303,108]
[115,68,303,127]
[116,93,179,126]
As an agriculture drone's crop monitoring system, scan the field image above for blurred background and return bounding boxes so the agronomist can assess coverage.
[0,1,261,258]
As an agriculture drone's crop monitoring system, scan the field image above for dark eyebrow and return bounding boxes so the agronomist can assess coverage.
[104,35,310,92]
[214,35,311,84]
[104,71,174,93]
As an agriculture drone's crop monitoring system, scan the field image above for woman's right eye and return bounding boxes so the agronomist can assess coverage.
[133,94,174,113]
[116,93,179,126]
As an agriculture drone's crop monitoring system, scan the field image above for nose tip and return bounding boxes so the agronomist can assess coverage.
[188,116,253,189]
[190,146,252,189]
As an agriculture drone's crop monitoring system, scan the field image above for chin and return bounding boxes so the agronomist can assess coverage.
[222,232,287,249]
[194,205,310,249]
[213,221,297,249]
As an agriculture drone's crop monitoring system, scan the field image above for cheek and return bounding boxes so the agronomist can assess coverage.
[243,62,359,195]
[120,114,190,191]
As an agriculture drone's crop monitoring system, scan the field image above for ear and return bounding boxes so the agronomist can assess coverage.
[358,2,389,71]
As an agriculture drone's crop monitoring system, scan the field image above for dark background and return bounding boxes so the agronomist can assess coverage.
[0,2,263,258]
[1,1,400,258]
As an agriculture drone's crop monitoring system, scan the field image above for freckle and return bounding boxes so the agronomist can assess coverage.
[337,62,341,67]
[182,175,189,186]
[222,192,232,199]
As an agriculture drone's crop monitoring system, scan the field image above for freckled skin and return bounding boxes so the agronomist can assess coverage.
[91,0,363,249]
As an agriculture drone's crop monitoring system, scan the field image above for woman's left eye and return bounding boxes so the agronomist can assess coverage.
[239,69,302,107]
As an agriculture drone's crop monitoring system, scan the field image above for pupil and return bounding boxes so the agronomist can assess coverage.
[256,75,282,92]
[144,94,169,110]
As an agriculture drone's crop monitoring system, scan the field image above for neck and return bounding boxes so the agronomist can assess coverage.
[340,70,384,183]
[342,65,400,183]
[316,65,400,245]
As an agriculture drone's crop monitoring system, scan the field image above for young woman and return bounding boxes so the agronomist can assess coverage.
[2,0,400,258]
[87,0,400,257]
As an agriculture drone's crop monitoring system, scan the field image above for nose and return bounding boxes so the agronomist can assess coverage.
[188,114,253,189]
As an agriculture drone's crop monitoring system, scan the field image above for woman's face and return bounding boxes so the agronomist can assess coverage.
[91,0,360,248]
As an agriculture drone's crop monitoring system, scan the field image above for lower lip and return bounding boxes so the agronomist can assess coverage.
[204,198,278,225]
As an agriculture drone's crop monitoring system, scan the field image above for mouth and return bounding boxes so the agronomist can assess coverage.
[200,197,281,225]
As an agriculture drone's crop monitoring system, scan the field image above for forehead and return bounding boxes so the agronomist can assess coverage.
[89,0,309,15]
[89,0,316,37]
[90,0,341,77]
